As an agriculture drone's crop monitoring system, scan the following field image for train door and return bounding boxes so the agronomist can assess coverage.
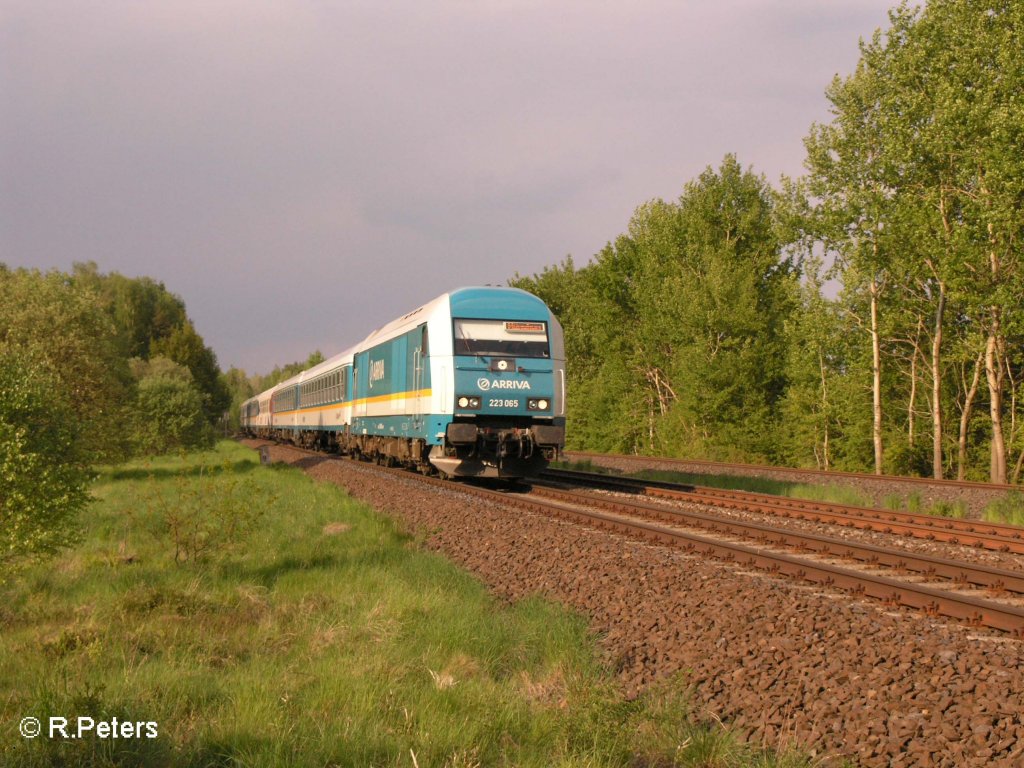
[352,355,365,420]
[406,324,427,430]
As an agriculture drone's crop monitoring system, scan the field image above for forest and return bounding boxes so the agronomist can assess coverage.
[513,0,1024,484]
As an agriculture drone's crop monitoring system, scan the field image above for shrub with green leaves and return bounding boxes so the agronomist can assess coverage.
[132,375,213,456]
[0,265,133,462]
[886,443,931,478]
[0,349,88,579]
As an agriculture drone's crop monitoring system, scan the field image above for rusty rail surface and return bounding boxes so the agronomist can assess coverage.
[565,450,1021,491]
[542,467,1024,554]
[527,482,1024,595]
[531,497,1024,635]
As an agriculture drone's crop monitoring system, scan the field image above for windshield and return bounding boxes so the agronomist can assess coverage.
[453,318,550,358]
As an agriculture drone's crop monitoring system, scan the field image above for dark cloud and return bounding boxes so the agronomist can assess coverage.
[1,0,893,371]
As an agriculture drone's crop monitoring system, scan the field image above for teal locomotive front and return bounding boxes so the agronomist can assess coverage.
[429,288,565,478]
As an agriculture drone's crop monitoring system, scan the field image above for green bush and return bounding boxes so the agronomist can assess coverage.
[0,348,88,579]
[0,266,133,462]
[132,375,213,456]
[929,500,967,519]
[886,443,932,478]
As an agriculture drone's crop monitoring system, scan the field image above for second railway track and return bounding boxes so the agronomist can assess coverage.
[566,449,1022,491]
[526,477,1024,634]
[541,467,1024,554]
[529,480,1024,596]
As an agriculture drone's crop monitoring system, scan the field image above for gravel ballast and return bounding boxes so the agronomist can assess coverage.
[249,442,1024,767]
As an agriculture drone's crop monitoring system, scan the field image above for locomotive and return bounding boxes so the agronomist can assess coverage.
[241,287,566,478]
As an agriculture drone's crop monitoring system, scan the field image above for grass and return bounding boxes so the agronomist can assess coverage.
[0,441,812,767]
[878,492,970,519]
[983,491,1024,526]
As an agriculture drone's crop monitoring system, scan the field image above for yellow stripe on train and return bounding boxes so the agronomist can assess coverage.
[272,388,433,416]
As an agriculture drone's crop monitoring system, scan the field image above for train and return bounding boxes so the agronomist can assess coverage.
[240,286,566,478]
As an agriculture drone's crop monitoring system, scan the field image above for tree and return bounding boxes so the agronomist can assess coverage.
[72,261,189,360]
[515,255,645,452]
[71,261,232,429]
[779,259,844,469]
[660,157,796,460]
[514,156,796,462]
[804,1,1024,483]
[151,323,231,423]
[0,266,132,461]
[251,351,325,394]
[0,348,88,579]
[222,366,255,432]
[804,45,899,475]
[132,373,214,455]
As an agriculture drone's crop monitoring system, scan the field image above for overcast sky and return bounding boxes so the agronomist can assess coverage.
[2,0,896,372]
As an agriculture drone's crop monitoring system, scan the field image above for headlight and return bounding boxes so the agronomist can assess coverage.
[527,398,550,411]
[457,395,481,410]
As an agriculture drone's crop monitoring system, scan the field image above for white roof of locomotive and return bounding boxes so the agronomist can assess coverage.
[358,291,451,349]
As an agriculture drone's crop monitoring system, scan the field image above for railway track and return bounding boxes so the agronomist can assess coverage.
[566,449,1021,491]
[262,445,1024,636]
[531,478,1024,595]
[542,467,1024,554]
[527,475,1024,634]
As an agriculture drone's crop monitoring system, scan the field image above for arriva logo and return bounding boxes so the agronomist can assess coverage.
[369,359,385,389]
[477,378,531,391]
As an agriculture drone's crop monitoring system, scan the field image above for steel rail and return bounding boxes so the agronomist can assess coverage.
[542,468,1024,554]
[527,481,1024,595]
[527,496,1024,635]
[565,450,1021,491]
